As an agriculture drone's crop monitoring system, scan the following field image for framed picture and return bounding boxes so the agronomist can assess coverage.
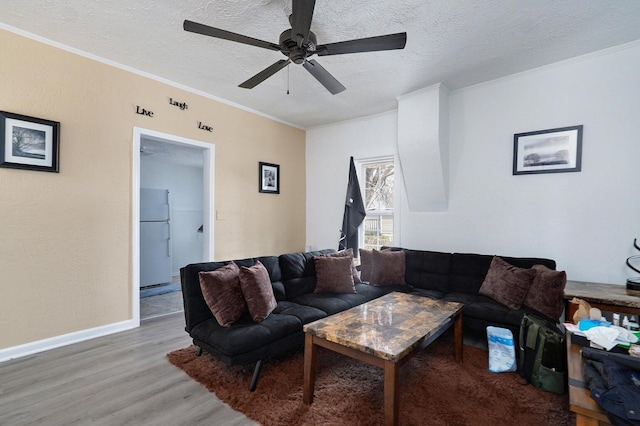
[513,125,582,175]
[0,111,60,173]
[259,162,280,194]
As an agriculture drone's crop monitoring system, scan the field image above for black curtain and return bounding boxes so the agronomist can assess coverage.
[339,156,366,256]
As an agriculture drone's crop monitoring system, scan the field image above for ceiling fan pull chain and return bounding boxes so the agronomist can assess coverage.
[287,64,290,95]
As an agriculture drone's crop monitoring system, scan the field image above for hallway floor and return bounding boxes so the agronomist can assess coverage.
[140,278,183,320]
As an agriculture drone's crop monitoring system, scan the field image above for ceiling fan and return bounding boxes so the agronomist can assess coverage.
[183,0,407,95]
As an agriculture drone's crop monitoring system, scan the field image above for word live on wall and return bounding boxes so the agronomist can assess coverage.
[134,96,213,132]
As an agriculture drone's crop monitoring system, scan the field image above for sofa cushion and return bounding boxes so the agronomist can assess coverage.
[449,253,494,294]
[291,293,353,315]
[409,287,447,300]
[403,249,451,292]
[324,248,362,284]
[314,255,356,294]
[463,295,530,329]
[370,249,406,286]
[198,262,246,327]
[189,308,303,357]
[239,260,277,322]
[479,256,536,310]
[441,292,479,305]
[329,292,381,309]
[523,264,567,321]
[273,301,327,324]
[354,283,389,300]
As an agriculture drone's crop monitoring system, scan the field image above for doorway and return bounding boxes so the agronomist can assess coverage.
[133,128,214,323]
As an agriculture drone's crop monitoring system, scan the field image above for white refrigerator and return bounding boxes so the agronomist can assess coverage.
[140,188,172,287]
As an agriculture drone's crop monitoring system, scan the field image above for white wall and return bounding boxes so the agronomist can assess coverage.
[141,158,204,275]
[307,41,640,285]
[306,111,400,251]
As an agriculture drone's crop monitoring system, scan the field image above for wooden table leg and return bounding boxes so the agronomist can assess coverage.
[454,313,463,363]
[303,333,316,404]
[384,359,399,426]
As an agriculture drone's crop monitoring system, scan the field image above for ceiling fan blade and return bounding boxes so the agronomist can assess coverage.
[239,59,291,89]
[184,20,281,51]
[291,0,315,46]
[302,59,345,95]
[317,32,407,56]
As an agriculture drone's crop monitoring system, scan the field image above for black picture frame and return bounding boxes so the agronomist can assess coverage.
[513,125,582,175]
[259,162,280,194]
[0,111,60,173]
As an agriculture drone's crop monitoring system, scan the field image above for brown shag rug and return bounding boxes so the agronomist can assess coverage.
[167,339,573,426]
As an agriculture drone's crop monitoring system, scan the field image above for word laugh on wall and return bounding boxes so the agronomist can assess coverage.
[169,98,188,110]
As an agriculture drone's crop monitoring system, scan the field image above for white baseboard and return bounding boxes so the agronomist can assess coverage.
[0,319,139,363]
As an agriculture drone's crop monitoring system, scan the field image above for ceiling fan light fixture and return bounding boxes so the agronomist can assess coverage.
[183,0,406,94]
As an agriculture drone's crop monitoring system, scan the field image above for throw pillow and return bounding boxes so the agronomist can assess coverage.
[239,260,277,322]
[314,255,356,294]
[479,256,536,310]
[359,248,373,282]
[198,262,246,327]
[523,264,567,321]
[370,249,406,286]
[325,248,362,284]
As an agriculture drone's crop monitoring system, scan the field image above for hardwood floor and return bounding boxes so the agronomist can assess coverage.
[0,312,259,426]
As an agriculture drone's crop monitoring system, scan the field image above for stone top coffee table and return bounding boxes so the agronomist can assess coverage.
[303,292,463,426]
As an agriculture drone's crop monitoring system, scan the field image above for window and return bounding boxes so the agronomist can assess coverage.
[360,158,394,250]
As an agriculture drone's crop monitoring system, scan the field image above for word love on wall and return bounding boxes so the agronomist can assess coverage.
[198,121,213,132]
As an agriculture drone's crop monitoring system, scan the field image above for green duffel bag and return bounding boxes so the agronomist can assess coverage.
[518,313,567,394]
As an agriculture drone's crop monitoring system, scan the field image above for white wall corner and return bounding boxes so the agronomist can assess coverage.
[396,83,449,212]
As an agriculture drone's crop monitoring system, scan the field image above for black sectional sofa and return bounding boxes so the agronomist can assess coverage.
[180,247,560,390]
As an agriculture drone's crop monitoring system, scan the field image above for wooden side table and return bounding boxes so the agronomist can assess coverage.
[564,280,640,321]
[564,280,640,425]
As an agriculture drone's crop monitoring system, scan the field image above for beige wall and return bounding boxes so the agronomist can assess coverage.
[0,29,306,350]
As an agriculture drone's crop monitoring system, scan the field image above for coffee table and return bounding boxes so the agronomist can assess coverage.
[303,292,463,426]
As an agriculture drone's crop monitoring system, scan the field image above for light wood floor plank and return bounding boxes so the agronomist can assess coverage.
[0,312,258,426]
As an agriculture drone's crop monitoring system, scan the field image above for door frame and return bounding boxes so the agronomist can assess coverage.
[132,127,215,324]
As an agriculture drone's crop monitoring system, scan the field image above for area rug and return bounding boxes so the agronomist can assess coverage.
[167,339,573,426]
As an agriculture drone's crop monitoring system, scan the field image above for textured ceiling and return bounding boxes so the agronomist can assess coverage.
[2,1,640,128]
[140,136,205,169]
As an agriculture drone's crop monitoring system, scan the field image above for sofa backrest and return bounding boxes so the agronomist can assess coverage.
[279,249,335,300]
[449,253,556,294]
[403,249,452,292]
[179,255,282,331]
[234,255,285,301]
